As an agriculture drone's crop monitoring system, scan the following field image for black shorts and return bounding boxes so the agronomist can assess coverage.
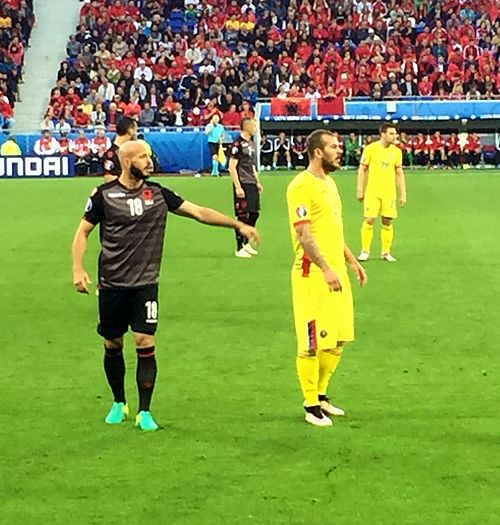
[209,142,219,156]
[233,183,260,214]
[97,284,159,340]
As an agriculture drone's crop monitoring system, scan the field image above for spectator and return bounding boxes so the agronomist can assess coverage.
[464,132,482,166]
[97,78,115,103]
[92,103,107,127]
[134,59,153,83]
[260,133,274,170]
[139,101,156,127]
[34,130,59,156]
[272,132,292,170]
[58,131,73,156]
[73,130,91,175]
[413,133,429,166]
[400,74,418,96]
[90,126,111,174]
[40,114,55,132]
[291,135,307,168]
[446,132,462,168]
[55,117,72,134]
[223,104,241,127]
[344,132,362,167]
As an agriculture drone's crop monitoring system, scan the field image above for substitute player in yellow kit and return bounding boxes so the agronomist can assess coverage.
[287,130,368,427]
[357,123,407,262]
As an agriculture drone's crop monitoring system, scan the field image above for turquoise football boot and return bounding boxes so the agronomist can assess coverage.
[105,402,129,424]
[135,411,159,431]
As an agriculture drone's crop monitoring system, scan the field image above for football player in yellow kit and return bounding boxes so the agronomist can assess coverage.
[357,123,407,262]
[287,130,368,427]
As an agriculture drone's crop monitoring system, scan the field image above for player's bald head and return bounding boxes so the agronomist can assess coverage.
[118,140,148,162]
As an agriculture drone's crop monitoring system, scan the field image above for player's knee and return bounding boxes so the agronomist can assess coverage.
[381,217,393,226]
[134,333,155,348]
[105,338,123,350]
[364,218,376,226]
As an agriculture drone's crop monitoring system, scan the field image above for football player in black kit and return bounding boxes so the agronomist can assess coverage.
[103,116,137,182]
[229,118,263,259]
[72,142,260,431]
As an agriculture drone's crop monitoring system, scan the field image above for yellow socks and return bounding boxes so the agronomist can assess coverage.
[318,347,343,396]
[381,224,394,254]
[361,221,374,253]
[296,354,319,407]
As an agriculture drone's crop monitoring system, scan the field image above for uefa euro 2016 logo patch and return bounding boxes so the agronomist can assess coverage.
[296,205,308,218]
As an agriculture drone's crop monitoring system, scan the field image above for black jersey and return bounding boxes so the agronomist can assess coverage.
[230,135,257,185]
[83,179,184,289]
[103,143,121,177]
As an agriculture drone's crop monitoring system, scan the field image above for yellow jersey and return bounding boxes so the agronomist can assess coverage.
[287,170,346,275]
[361,141,402,197]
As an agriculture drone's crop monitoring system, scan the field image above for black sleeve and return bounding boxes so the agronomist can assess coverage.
[161,186,184,212]
[83,188,104,225]
[229,140,242,159]
[103,148,121,176]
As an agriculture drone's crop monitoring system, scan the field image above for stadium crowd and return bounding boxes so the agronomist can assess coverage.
[42,0,500,132]
[0,0,34,130]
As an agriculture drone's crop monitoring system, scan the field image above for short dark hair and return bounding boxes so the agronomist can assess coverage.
[116,116,137,136]
[240,117,254,130]
[306,129,335,158]
[379,123,398,134]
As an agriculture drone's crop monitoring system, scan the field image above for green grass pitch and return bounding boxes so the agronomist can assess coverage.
[1,170,499,525]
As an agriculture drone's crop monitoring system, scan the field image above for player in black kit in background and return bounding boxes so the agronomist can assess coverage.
[103,116,137,182]
[72,142,260,431]
[229,118,263,259]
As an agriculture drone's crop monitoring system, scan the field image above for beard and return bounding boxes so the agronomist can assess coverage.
[130,164,150,180]
[321,158,339,173]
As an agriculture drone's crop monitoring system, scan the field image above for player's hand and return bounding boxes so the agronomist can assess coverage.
[323,267,342,292]
[236,187,245,199]
[257,183,264,193]
[400,195,407,207]
[350,261,368,287]
[73,269,92,294]
[238,224,260,247]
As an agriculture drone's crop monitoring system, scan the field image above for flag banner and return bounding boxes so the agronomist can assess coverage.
[317,97,345,116]
[270,98,312,120]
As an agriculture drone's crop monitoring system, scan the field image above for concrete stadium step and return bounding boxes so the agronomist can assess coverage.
[13,0,81,133]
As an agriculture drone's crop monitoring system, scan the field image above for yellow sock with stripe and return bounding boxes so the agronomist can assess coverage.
[317,347,343,396]
[361,221,374,253]
[381,224,394,254]
[296,355,319,407]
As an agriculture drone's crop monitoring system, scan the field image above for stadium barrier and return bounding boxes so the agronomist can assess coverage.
[261,98,500,121]
[0,129,240,174]
[0,156,74,178]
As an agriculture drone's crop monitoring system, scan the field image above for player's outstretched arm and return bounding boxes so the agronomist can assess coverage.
[174,201,260,246]
[72,219,95,294]
[344,243,368,286]
[295,222,342,292]
[357,164,368,201]
[396,166,407,206]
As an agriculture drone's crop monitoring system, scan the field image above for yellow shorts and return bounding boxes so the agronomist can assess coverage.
[364,193,398,219]
[292,269,354,355]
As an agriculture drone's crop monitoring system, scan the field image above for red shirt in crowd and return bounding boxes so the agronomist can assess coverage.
[464,134,481,152]
[73,136,91,157]
[446,135,461,154]
[223,109,241,127]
